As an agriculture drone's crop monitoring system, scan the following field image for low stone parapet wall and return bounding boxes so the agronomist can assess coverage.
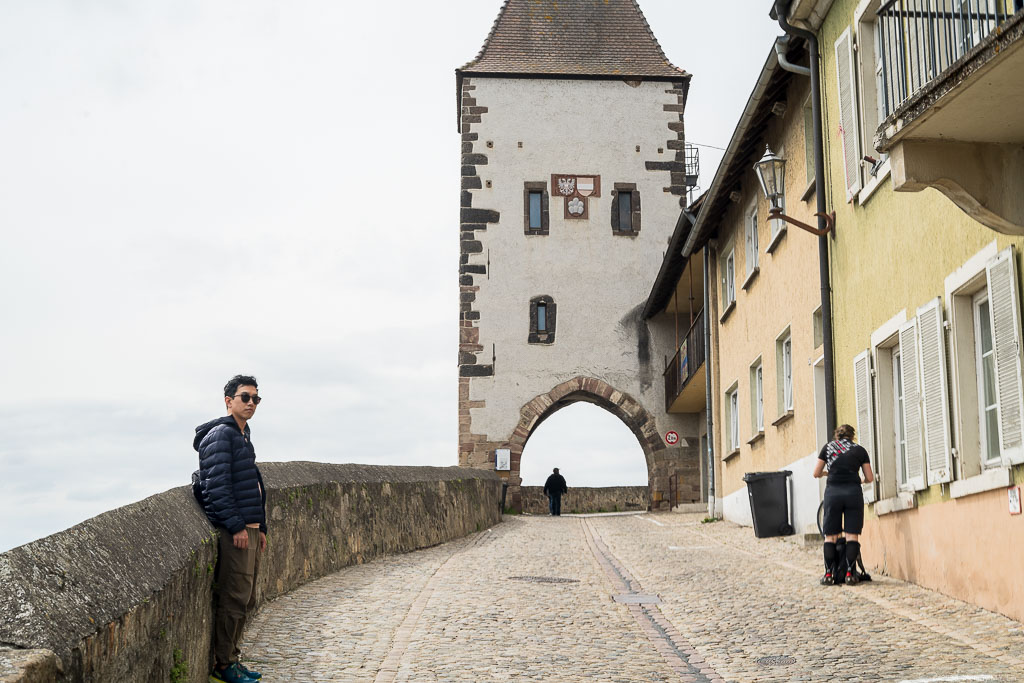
[519,486,649,515]
[0,463,502,683]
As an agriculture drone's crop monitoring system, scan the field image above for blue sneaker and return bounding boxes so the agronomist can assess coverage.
[210,662,257,683]
[237,662,262,680]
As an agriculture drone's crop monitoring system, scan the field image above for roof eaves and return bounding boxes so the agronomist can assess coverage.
[680,45,783,258]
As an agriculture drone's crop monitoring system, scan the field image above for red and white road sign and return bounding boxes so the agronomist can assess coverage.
[665,431,679,445]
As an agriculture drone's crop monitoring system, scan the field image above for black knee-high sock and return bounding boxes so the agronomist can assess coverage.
[823,542,837,573]
[845,541,861,573]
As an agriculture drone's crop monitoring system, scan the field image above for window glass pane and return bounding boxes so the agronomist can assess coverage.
[783,338,793,409]
[756,366,764,431]
[537,303,547,332]
[529,191,542,229]
[894,349,908,485]
[978,299,993,353]
[984,408,1000,462]
[618,192,632,231]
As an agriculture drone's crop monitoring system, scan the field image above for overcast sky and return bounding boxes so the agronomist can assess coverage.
[0,1,782,552]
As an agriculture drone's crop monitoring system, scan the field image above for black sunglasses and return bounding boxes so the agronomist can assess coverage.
[233,393,262,405]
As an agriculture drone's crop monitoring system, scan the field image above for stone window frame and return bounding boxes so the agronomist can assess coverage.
[611,183,641,236]
[528,295,556,344]
[523,182,550,235]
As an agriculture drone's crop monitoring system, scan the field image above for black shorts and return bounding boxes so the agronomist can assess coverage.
[823,485,864,535]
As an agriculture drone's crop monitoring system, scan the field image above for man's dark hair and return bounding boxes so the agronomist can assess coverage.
[224,375,258,397]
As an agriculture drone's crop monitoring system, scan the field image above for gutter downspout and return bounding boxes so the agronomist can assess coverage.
[703,243,716,519]
[774,1,837,440]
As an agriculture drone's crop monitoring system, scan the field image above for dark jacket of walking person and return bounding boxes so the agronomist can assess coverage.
[543,468,568,516]
[195,375,267,683]
[813,424,874,586]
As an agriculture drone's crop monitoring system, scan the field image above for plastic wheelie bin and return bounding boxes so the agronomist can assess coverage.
[742,470,795,538]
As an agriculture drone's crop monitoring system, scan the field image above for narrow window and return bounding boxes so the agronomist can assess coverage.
[745,205,759,278]
[611,183,640,235]
[618,192,632,231]
[783,336,793,411]
[523,182,549,235]
[725,250,736,306]
[893,347,908,486]
[528,295,556,344]
[756,365,764,432]
[529,191,542,230]
[729,388,740,451]
[973,291,1000,464]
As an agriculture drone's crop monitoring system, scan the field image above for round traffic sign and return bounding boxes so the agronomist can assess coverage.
[665,431,679,445]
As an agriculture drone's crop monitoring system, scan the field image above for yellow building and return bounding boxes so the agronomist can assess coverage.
[645,37,830,535]
[779,0,1024,620]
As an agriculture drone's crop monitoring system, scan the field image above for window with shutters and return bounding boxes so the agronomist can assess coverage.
[744,201,759,286]
[611,183,640,236]
[834,27,863,203]
[853,348,879,503]
[948,245,1024,494]
[523,182,549,235]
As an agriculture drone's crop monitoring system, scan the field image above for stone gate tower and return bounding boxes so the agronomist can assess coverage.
[456,0,700,510]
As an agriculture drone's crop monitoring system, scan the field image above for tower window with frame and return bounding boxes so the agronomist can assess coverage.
[749,359,764,435]
[726,384,740,453]
[611,183,641,235]
[523,182,550,235]
[528,295,556,344]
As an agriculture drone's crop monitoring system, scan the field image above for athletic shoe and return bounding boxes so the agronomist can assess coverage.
[845,571,860,586]
[236,663,262,680]
[820,572,835,586]
[210,662,258,683]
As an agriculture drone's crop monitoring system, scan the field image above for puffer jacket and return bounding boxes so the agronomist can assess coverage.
[194,416,266,534]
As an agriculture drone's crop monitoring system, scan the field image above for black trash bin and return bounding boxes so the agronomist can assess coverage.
[742,471,795,538]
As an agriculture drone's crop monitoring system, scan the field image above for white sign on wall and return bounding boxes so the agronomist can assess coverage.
[495,448,511,471]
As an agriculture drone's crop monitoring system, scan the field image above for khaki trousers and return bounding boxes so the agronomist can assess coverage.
[214,527,262,666]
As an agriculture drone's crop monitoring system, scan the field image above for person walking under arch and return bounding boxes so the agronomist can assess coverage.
[813,424,874,586]
[543,467,568,516]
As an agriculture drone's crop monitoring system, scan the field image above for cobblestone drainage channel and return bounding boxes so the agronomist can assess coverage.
[756,655,797,667]
[508,576,580,584]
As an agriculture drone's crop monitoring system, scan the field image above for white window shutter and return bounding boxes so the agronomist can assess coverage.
[834,27,862,202]
[899,318,927,490]
[853,350,877,503]
[986,247,1024,466]
[916,298,953,483]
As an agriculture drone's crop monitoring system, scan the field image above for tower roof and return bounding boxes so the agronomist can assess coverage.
[459,0,688,80]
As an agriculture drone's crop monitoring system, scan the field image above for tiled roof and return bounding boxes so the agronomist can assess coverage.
[459,0,688,79]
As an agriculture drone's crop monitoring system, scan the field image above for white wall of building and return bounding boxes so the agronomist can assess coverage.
[465,77,688,442]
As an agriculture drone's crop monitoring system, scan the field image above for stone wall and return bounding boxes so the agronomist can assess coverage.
[0,463,502,683]
[519,486,649,515]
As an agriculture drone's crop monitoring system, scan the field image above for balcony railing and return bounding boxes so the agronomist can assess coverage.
[664,308,706,412]
[877,0,1023,118]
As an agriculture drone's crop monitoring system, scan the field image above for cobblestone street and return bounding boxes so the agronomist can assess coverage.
[242,512,1024,682]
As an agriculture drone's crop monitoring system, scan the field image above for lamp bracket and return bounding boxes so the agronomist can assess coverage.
[766,207,834,236]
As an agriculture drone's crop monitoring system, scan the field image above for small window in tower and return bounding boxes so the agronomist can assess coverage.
[529,295,556,344]
[529,191,543,230]
[524,182,549,235]
[611,183,641,235]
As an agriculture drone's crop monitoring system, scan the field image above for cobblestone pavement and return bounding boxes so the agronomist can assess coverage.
[242,512,1024,682]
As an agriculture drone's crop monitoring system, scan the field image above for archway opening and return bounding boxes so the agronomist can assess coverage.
[521,402,649,487]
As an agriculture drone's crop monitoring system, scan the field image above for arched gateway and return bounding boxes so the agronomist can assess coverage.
[455,0,703,510]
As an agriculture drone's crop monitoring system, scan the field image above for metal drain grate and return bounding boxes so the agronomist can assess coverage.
[508,575,579,584]
[756,655,796,667]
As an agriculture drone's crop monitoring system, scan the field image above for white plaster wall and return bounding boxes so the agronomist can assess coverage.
[466,77,688,441]
[721,452,823,534]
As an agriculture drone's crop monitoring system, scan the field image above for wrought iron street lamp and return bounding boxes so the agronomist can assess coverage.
[753,145,834,235]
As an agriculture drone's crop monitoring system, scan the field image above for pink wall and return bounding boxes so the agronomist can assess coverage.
[862,488,1024,622]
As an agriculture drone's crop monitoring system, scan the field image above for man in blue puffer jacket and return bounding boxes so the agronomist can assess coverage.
[194,374,267,683]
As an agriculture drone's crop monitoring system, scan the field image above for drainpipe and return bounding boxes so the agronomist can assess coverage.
[774,1,837,440]
[703,243,716,519]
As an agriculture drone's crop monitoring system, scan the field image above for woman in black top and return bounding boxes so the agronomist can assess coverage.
[813,424,874,585]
